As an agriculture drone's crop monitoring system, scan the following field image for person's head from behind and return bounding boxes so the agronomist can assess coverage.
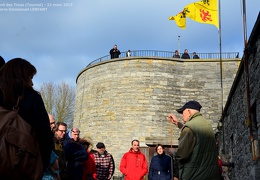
[0,56,5,69]
[54,122,67,140]
[0,58,36,86]
[131,139,140,152]
[155,144,165,155]
[176,100,202,123]
[0,58,37,106]
[80,139,91,151]
[70,127,80,141]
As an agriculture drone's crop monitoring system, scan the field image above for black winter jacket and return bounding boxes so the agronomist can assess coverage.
[148,153,172,180]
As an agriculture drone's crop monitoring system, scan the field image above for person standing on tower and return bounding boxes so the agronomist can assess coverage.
[181,49,190,59]
[109,44,121,59]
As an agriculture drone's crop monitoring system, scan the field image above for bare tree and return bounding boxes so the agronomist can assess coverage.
[40,82,55,114]
[39,82,75,127]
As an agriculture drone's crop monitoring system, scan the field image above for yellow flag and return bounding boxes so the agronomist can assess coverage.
[169,0,219,29]
[168,11,187,29]
[190,0,219,29]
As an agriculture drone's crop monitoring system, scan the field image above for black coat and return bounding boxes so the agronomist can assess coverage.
[0,88,54,171]
[148,153,172,180]
[110,48,121,59]
[63,134,89,180]
[193,55,200,59]
[181,53,190,59]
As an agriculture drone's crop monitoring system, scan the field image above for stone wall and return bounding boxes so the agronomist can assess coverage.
[74,57,239,176]
[219,13,260,180]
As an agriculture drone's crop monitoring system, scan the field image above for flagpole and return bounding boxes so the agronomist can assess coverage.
[218,0,223,114]
[242,0,256,160]
[218,0,226,156]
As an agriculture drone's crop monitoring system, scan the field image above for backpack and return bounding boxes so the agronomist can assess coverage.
[0,99,43,180]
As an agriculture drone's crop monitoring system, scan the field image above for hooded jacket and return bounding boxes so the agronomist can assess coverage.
[120,148,148,180]
[63,133,89,180]
[42,151,59,180]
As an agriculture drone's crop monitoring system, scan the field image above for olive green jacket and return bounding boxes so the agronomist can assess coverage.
[176,112,220,180]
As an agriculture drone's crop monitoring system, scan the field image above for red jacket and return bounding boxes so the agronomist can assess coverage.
[82,151,97,180]
[120,149,148,180]
[218,156,223,176]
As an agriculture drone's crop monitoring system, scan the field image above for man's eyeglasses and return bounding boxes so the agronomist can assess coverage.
[50,122,55,125]
[58,129,67,133]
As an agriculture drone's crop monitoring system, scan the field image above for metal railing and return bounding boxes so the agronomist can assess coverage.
[87,50,240,67]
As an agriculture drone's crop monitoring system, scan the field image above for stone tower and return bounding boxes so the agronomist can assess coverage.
[74,57,240,177]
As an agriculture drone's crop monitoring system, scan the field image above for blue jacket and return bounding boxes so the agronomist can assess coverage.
[148,152,172,180]
[42,151,59,180]
[63,134,88,180]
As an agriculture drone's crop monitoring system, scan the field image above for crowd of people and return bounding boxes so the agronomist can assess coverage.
[0,56,220,180]
[109,45,200,60]
[173,49,200,59]
[44,100,220,180]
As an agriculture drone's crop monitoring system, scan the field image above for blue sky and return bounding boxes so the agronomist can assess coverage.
[0,0,259,90]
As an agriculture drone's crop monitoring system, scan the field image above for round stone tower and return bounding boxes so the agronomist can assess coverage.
[74,57,240,177]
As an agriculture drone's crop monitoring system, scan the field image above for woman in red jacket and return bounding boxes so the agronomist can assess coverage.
[80,139,97,180]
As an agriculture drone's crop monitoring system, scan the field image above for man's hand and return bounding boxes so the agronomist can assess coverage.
[168,114,179,126]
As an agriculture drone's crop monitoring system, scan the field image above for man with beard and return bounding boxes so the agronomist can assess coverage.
[53,122,69,179]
